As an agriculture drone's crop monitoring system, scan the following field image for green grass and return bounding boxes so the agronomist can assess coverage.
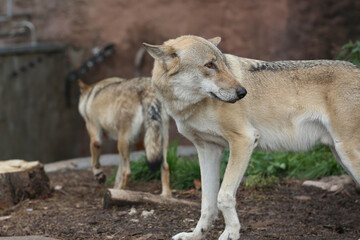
[220,144,345,180]
[129,142,201,190]
[106,142,345,190]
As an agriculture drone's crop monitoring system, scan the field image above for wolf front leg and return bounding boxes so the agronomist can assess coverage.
[172,143,223,240]
[160,113,172,197]
[217,134,257,240]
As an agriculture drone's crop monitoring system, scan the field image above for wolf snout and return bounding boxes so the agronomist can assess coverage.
[236,87,247,99]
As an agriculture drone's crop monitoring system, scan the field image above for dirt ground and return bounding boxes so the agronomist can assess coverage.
[0,167,359,240]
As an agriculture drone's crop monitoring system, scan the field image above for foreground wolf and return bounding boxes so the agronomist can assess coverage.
[143,35,360,239]
[78,77,171,197]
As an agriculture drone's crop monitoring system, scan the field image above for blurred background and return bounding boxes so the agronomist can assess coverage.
[0,0,359,163]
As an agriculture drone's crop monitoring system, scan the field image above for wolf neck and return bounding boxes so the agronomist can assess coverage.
[156,88,204,121]
[153,83,203,121]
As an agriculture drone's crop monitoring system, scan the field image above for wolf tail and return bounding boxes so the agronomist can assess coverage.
[142,94,164,173]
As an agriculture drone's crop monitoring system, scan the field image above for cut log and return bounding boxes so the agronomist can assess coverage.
[0,160,51,209]
[103,189,200,209]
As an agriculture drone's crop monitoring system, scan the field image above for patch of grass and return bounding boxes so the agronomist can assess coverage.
[170,156,201,190]
[128,141,201,190]
[251,145,345,179]
[107,142,345,190]
[221,144,345,180]
[129,155,161,182]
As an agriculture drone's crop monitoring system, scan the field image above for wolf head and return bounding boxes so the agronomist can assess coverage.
[143,35,246,104]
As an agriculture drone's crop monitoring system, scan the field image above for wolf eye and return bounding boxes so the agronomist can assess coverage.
[204,62,217,69]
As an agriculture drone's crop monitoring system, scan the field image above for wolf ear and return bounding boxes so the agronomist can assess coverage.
[142,43,168,60]
[208,37,221,46]
[143,43,179,76]
[78,79,89,94]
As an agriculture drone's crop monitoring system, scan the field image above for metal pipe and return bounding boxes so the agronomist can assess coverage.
[12,21,37,45]
[7,0,12,17]
[0,28,26,38]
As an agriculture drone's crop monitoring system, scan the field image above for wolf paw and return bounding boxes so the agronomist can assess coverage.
[160,189,172,198]
[95,172,106,184]
[171,231,202,240]
[218,229,240,240]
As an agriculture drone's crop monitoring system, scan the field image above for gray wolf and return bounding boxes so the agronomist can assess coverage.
[143,35,360,239]
[78,77,171,197]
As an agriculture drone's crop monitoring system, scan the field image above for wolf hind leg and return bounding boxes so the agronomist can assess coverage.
[330,140,360,187]
[160,157,171,197]
[87,124,106,184]
[114,134,131,189]
[329,99,360,187]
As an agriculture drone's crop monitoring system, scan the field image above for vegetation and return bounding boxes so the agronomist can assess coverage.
[106,141,345,190]
[128,142,201,190]
[336,40,360,66]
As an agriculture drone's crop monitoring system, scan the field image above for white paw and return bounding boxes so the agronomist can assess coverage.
[160,190,172,198]
[172,231,201,240]
[218,228,240,240]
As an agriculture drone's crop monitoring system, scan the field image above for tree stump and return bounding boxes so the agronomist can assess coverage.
[0,160,51,209]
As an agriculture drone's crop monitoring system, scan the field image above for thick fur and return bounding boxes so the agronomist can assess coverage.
[144,35,360,239]
[78,77,171,197]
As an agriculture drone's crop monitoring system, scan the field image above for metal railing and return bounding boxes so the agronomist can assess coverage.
[0,0,36,45]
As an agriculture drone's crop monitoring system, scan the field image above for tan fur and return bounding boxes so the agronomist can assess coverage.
[144,35,360,239]
[78,77,171,197]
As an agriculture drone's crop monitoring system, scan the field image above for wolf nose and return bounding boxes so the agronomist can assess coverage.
[236,87,247,99]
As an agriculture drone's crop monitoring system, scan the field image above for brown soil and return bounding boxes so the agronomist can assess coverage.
[0,167,359,240]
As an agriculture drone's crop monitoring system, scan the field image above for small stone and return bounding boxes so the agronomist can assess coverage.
[128,207,137,215]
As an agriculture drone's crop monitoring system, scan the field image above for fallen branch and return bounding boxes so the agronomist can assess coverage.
[302,174,354,192]
[103,189,200,209]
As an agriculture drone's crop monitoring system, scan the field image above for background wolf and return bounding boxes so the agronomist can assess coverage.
[78,77,171,197]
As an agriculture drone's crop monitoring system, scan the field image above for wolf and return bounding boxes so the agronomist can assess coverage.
[143,35,360,239]
[78,77,171,197]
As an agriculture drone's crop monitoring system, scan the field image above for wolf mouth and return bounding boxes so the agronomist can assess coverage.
[209,92,238,104]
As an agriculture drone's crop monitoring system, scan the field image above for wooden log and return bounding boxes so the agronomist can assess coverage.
[0,160,51,209]
[103,189,200,209]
